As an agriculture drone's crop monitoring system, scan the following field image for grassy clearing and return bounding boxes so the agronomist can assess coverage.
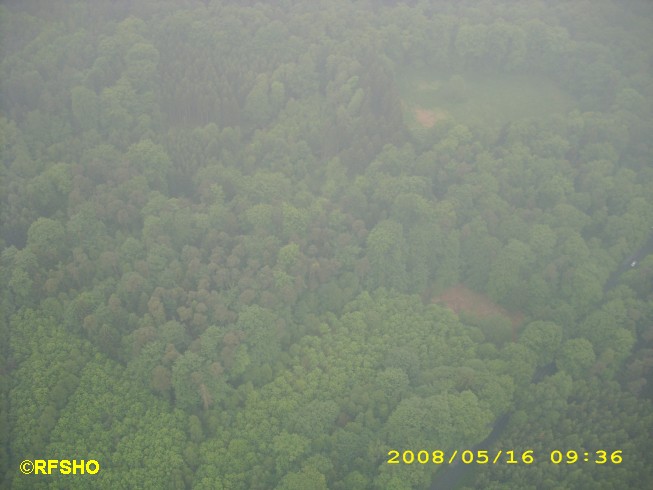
[397,66,577,130]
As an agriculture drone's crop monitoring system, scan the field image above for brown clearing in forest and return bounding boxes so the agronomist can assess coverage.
[413,107,448,128]
[434,284,524,327]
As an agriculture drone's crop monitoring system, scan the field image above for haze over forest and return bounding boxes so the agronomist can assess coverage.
[1,1,652,489]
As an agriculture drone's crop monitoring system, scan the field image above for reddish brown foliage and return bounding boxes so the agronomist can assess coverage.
[434,284,524,327]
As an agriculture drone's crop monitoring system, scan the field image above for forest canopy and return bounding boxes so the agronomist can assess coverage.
[1,1,652,489]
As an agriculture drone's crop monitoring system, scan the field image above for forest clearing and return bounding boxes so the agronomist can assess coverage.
[399,68,577,129]
[435,284,524,327]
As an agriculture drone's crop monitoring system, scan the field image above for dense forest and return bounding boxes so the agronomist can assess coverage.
[1,1,652,488]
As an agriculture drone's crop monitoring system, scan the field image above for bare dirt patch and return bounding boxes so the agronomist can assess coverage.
[413,107,448,128]
[434,284,524,327]
[414,108,436,128]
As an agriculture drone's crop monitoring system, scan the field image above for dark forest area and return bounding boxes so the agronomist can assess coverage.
[1,1,652,488]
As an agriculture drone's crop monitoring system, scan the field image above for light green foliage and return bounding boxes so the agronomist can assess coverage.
[366,219,407,290]
[276,465,328,490]
[71,85,99,131]
[385,391,491,456]
[281,203,309,241]
[124,42,160,92]
[172,351,204,410]
[520,321,563,367]
[557,338,596,378]
[273,431,309,475]
[125,139,171,192]
[26,217,67,268]
[66,205,108,259]
[25,163,72,217]
[487,239,534,309]
[99,78,137,145]
[245,75,273,127]
[237,305,282,368]
[2,1,653,489]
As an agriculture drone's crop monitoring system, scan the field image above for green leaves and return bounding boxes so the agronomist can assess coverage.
[125,139,171,192]
[276,465,328,490]
[71,85,99,131]
[557,338,596,378]
[172,351,204,410]
[366,219,407,290]
[26,217,67,268]
[2,2,652,489]
[386,392,491,451]
[272,432,308,475]
[520,321,563,367]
